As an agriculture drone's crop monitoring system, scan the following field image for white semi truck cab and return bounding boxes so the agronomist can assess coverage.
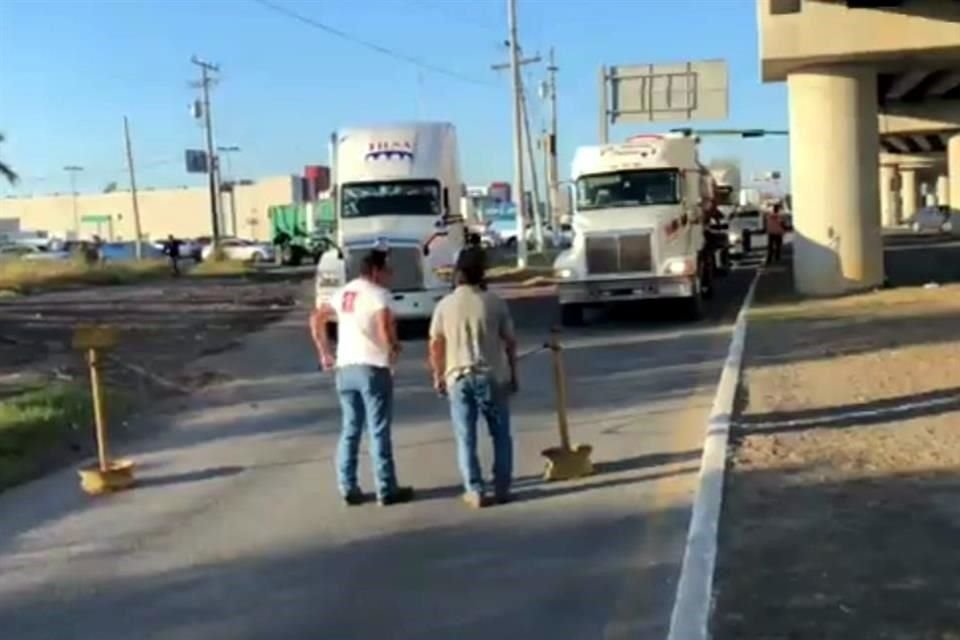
[553,133,713,324]
[315,122,467,321]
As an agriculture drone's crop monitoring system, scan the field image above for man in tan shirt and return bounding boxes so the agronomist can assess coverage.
[428,250,518,508]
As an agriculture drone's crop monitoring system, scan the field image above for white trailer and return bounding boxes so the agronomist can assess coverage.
[553,133,713,324]
[314,122,468,321]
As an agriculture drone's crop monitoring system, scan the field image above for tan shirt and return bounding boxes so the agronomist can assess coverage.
[429,285,515,385]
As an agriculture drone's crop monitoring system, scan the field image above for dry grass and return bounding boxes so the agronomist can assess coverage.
[191,259,252,277]
[0,259,170,294]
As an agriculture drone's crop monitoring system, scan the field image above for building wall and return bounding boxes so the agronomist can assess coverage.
[0,176,299,242]
[758,0,960,81]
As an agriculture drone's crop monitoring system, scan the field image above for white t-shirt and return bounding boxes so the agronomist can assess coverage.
[330,278,392,369]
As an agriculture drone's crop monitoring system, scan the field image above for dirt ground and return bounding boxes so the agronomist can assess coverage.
[0,273,307,452]
[713,239,960,640]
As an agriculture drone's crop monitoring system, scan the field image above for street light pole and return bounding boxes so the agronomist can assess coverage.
[63,165,84,238]
[123,117,144,260]
[217,145,240,237]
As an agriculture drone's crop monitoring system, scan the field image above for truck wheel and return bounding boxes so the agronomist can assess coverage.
[560,304,584,327]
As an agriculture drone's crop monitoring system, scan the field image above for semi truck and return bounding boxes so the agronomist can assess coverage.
[553,133,715,324]
[314,122,468,321]
[708,161,741,218]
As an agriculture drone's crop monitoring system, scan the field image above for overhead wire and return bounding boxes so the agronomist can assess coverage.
[251,0,498,88]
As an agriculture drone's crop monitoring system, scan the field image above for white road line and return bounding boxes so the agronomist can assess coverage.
[666,270,760,640]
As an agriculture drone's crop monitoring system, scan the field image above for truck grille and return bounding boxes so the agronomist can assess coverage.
[345,246,424,292]
[585,234,653,275]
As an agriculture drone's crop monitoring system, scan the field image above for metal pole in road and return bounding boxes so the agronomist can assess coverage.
[63,165,84,239]
[191,56,221,248]
[507,0,527,268]
[123,117,144,260]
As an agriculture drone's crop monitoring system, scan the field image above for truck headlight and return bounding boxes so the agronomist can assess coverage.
[727,231,739,243]
[317,272,342,287]
[664,258,696,276]
[554,268,575,280]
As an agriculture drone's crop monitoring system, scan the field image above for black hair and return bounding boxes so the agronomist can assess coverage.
[455,247,486,286]
[360,249,389,276]
[467,232,482,247]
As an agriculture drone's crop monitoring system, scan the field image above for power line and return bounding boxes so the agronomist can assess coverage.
[406,0,503,37]
[252,0,497,87]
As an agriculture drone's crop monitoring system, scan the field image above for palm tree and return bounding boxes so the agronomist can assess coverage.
[0,133,18,185]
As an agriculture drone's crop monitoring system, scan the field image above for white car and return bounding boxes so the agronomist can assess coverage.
[200,238,275,263]
[0,244,72,261]
[910,207,951,234]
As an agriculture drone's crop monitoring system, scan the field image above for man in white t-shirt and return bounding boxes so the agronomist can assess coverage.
[310,249,414,507]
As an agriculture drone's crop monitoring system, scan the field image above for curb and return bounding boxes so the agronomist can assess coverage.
[666,269,760,640]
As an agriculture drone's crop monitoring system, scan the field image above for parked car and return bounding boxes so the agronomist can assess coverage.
[101,242,166,261]
[0,244,72,261]
[727,208,767,255]
[909,206,951,233]
[151,238,201,261]
[200,238,275,263]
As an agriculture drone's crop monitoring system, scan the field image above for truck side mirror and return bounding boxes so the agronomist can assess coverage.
[443,187,450,214]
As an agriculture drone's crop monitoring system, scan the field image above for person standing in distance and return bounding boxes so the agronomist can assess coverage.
[311,249,414,507]
[765,202,786,265]
[428,250,518,508]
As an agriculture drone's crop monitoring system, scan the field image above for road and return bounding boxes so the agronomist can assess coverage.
[0,265,756,640]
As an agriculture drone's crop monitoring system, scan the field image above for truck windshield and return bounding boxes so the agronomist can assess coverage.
[341,180,440,218]
[576,170,680,209]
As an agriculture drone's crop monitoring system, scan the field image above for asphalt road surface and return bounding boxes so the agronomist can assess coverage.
[0,263,756,640]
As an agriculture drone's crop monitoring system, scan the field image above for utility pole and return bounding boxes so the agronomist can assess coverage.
[546,48,560,233]
[191,56,221,248]
[63,165,84,238]
[494,0,539,267]
[123,117,144,260]
[519,78,545,252]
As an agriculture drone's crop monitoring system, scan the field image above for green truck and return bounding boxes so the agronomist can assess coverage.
[268,199,336,266]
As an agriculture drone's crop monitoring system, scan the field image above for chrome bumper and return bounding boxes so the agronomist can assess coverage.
[557,276,696,305]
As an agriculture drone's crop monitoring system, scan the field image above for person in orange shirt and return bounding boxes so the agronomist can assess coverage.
[765,203,786,265]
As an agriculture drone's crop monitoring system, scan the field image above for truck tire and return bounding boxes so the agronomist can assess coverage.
[560,303,584,327]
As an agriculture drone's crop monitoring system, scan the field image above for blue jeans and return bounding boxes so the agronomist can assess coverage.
[448,372,513,494]
[335,365,398,498]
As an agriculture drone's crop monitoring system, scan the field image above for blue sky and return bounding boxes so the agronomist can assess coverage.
[0,0,789,197]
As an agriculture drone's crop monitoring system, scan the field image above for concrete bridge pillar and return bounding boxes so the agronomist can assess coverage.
[880,164,900,227]
[949,135,960,235]
[787,65,883,296]
[936,174,950,207]
[900,168,919,221]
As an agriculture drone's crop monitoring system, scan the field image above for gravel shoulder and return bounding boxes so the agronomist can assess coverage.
[713,241,960,640]
[0,275,307,486]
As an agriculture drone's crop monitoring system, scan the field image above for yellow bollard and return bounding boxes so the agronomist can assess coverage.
[541,329,594,481]
[73,326,135,495]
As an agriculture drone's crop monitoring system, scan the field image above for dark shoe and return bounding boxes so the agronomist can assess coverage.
[462,490,491,509]
[342,488,367,506]
[378,486,415,506]
[494,490,515,505]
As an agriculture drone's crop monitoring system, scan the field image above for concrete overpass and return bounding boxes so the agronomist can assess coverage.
[758,0,960,295]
